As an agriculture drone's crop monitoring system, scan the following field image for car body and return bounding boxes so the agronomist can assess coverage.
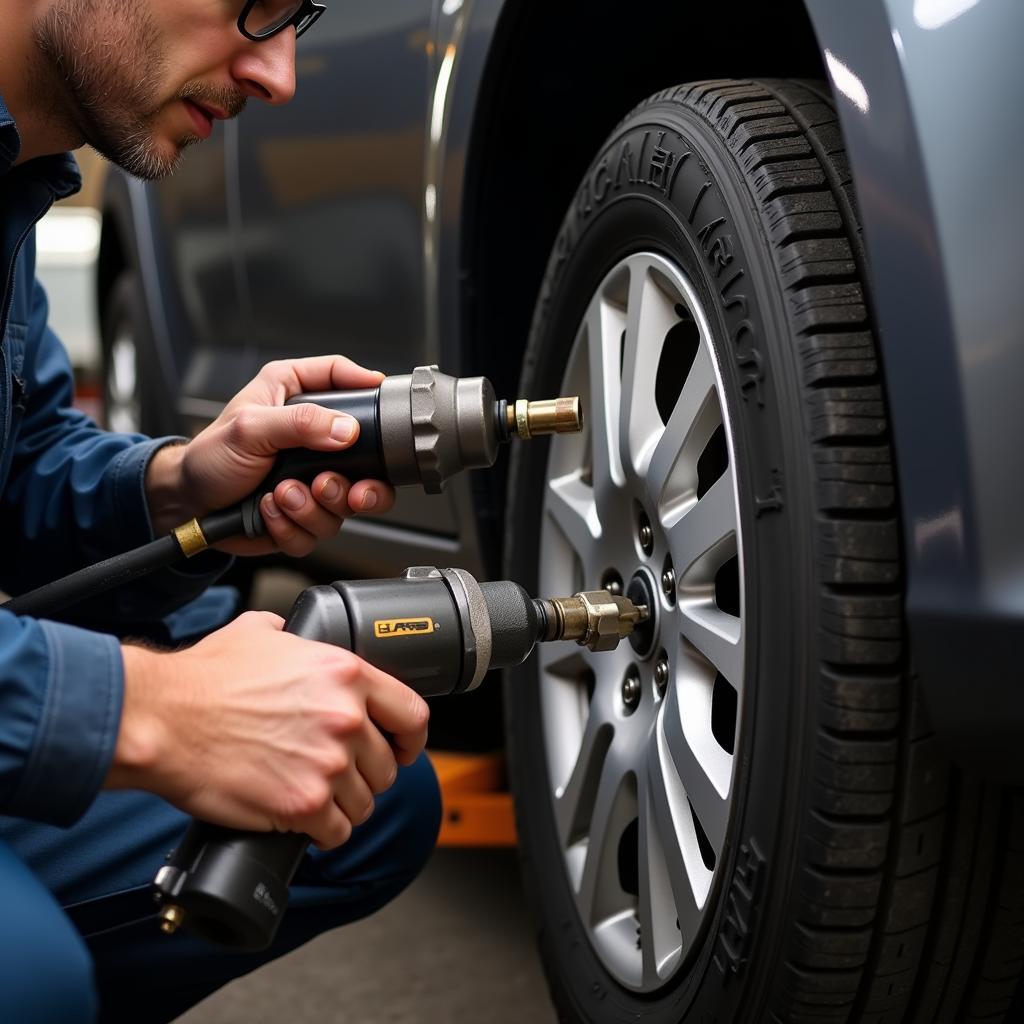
[98,0,1024,779]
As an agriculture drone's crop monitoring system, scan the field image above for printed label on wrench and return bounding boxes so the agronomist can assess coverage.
[373,617,436,638]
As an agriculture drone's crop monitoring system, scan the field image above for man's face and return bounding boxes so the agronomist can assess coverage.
[33,0,297,180]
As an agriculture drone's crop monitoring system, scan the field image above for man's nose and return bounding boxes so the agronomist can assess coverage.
[230,28,297,105]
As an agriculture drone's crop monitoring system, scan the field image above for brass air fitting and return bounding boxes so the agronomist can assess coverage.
[159,904,186,935]
[506,397,583,439]
[539,590,648,652]
[173,518,209,558]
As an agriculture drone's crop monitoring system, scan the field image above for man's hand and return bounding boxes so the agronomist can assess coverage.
[145,355,396,557]
[108,612,430,850]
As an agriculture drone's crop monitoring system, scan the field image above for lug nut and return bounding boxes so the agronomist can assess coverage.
[622,668,642,712]
[661,565,676,602]
[637,510,654,556]
[654,657,669,693]
[601,570,623,597]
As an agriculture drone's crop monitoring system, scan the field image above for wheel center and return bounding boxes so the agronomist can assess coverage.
[626,569,657,658]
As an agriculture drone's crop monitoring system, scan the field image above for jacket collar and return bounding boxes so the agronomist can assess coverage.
[0,91,82,198]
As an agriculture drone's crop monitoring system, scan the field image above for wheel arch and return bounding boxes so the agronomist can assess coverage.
[440,0,826,567]
[454,0,826,402]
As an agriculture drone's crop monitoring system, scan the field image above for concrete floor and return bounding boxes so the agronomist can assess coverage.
[176,849,557,1024]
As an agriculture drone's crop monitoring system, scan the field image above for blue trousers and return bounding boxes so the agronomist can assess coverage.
[0,754,440,1023]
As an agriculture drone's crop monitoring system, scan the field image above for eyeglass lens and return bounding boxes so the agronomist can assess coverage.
[243,1,308,38]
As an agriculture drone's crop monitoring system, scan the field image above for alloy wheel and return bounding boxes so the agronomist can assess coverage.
[538,251,746,991]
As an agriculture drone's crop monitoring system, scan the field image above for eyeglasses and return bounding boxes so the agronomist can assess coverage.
[238,0,326,42]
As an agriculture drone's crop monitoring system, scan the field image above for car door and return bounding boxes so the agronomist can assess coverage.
[235,1,433,373]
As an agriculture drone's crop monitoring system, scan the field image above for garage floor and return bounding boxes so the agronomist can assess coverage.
[176,848,557,1024]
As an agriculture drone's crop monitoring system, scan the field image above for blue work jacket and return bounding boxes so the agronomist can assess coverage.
[0,96,229,829]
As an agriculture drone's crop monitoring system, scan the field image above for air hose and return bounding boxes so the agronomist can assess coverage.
[2,509,245,619]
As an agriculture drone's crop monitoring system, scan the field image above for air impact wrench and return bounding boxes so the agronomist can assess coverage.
[2,366,582,619]
[152,567,647,950]
[237,363,583,534]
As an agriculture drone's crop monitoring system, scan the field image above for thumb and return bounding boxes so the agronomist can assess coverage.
[243,403,360,454]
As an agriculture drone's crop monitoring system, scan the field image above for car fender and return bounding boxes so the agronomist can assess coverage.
[805,0,1024,776]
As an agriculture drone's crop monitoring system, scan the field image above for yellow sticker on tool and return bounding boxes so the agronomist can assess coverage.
[373,617,436,638]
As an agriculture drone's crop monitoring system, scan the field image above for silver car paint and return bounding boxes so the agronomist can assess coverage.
[803,0,1024,762]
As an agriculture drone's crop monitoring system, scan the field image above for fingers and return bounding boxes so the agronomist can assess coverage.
[312,472,351,517]
[273,479,346,538]
[360,667,430,767]
[346,479,395,516]
[230,609,287,633]
[298,801,354,852]
[310,472,392,522]
[285,729,398,848]
[260,492,325,558]
[291,756,391,851]
[268,355,385,397]
[246,356,386,407]
[331,770,375,829]
[254,474,393,557]
[356,723,400,794]
[229,401,361,457]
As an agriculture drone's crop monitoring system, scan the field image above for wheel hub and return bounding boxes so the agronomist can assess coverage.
[626,569,657,658]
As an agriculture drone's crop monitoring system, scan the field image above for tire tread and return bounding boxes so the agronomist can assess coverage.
[670,78,1022,1021]
[509,75,1022,1024]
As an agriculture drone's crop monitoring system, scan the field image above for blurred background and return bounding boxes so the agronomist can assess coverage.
[45,154,555,1024]
[40,150,103,416]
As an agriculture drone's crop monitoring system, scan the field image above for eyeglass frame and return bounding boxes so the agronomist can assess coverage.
[237,0,326,42]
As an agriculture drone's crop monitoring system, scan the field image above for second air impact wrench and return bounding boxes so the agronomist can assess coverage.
[153,567,647,951]
[2,367,582,619]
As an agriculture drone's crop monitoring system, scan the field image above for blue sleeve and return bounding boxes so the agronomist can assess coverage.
[0,267,231,620]
[0,612,123,826]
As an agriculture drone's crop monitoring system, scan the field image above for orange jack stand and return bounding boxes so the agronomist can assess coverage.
[428,751,517,847]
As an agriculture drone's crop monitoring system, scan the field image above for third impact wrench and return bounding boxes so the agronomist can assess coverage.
[152,567,647,951]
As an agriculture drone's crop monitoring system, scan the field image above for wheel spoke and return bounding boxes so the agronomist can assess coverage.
[646,343,720,526]
[668,471,737,572]
[545,470,601,570]
[619,263,679,486]
[661,676,732,853]
[574,756,633,927]
[643,713,709,930]
[583,296,626,500]
[552,701,615,849]
[678,605,743,691]
[537,646,592,793]
[637,765,688,985]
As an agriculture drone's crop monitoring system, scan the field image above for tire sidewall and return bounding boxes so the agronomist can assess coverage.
[505,100,818,1021]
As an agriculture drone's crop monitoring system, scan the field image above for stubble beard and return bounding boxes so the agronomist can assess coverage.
[33,0,229,180]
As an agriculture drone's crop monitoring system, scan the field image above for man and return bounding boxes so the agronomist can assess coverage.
[0,1,440,1020]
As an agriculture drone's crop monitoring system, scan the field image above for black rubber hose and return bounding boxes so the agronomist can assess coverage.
[1,508,246,620]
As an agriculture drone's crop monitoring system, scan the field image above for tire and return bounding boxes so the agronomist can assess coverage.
[100,269,173,436]
[504,79,1024,1023]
